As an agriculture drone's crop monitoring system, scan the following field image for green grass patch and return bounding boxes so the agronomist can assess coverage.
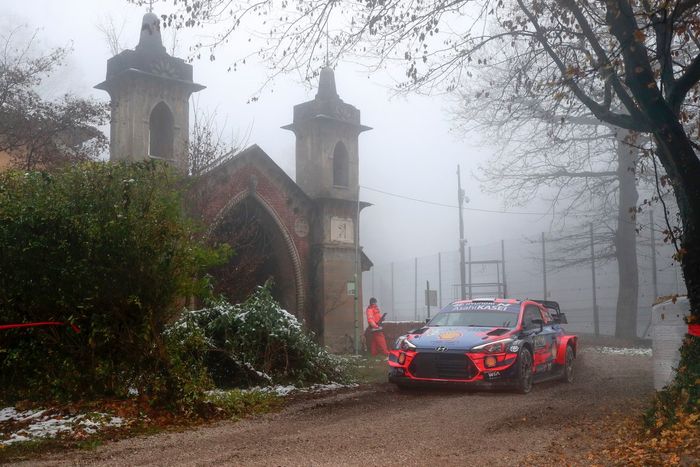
[346,356,389,384]
[0,438,74,463]
[205,389,283,420]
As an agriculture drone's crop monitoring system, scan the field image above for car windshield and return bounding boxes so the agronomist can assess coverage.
[429,310,516,328]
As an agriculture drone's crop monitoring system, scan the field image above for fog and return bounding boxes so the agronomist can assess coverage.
[2,0,685,335]
[1,0,557,261]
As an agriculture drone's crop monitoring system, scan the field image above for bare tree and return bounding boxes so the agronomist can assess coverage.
[148,0,700,329]
[137,0,700,404]
[97,14,179,57]
[188,100,249,176]
[0,27,108,171]
[454,61,650,337]
[95,16,127,56]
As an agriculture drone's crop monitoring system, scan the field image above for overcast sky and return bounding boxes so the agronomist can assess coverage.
[2,0,563,267]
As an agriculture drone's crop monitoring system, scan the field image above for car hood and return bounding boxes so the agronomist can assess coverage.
[406,326,514,350]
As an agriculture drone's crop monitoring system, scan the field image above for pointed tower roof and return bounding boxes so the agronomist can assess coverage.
[135,12,166,55]
[282,67,371,133]
[316,66,339,100]
[95,10,204,94]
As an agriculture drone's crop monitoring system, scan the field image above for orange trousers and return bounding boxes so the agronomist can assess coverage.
[369,331,389,356]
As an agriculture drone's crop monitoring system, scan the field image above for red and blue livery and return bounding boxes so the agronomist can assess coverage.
[388,298,577,393]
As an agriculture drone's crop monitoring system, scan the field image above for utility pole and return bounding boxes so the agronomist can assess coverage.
[457,165,467,300]
[353,185,361,355]
[468,246,473,299]
[650,210,658,301]
[501,239,508,298]
[426,280,431,319]
[438,252,443,308]
[390,262,395,317]
[590,223,599,337]
[414,257,418,321]
[541,232,547,299]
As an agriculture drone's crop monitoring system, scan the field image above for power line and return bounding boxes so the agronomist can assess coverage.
[361,185,560,216]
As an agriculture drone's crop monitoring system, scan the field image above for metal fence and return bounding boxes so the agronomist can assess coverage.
[362,227,685,338]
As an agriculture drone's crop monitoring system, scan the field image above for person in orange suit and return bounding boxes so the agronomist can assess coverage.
[366,297,389,356]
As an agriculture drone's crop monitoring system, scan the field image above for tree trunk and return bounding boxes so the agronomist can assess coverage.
[614,130,639,339]
[654,132,700,409]
[653,132,700,323]
[604,0,700,326]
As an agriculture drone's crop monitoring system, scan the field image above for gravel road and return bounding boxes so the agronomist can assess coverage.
[20,346,653,466]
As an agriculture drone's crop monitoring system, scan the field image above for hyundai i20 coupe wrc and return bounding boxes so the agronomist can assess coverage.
[388,298,577,393]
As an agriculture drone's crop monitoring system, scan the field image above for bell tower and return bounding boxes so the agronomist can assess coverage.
[96,11,204,171]
[283,67,372,351]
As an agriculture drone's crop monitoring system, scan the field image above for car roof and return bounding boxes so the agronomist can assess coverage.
[441,299,523,313]
[451,298,521,305]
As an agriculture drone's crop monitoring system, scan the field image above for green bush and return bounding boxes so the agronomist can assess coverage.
[167,283,348,388]
[0,162,227,403]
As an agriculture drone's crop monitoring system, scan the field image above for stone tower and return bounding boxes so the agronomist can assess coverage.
[283,67,372,350]
[96,12,204,171]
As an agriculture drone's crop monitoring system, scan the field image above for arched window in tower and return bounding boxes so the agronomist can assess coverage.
[149,102,174,160]
[332,141,349,187]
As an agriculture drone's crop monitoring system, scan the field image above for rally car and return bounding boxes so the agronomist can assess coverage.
[388,298,577,393]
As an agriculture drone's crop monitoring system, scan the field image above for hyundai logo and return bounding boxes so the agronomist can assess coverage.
[435,346,448,352]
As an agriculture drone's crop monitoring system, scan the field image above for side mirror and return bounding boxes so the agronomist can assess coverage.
[557,313,567,324]
[531,318,544,332]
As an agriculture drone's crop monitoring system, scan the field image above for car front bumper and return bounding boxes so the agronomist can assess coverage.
[387,349,520,386]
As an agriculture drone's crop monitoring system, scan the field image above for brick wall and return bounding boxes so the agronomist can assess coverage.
[189,147,314,326]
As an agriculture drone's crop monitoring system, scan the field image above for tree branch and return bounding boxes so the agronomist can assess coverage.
[517,0,649,132]
[668,52,700,113]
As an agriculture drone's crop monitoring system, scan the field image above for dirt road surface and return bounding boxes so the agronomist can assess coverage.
[20,346,653,466]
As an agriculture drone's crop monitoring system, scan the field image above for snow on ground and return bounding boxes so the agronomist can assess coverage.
[249,382,359,396]
[0,407,124,446]
[585,346,652,357]
[207,382,359,398]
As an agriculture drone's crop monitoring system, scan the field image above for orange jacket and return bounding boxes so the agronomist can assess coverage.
[366,304,382,329]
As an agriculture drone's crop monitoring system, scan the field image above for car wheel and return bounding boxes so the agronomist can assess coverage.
[561,345,575,383]
[516,347,533,394]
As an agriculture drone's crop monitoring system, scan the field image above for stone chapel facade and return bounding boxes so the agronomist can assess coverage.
[97,12,372,351]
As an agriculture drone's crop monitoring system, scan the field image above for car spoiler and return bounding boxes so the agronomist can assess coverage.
[531,300,560,313]
[531,300,567,324]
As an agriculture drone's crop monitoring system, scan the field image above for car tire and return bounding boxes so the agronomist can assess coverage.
[516,347,534,394]
[561,345,575,383]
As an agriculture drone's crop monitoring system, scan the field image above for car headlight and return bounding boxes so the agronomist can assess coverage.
[397,336,417,351]
[471,338,514,354]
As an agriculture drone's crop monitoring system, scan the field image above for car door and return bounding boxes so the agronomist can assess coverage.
[522,304,557,374]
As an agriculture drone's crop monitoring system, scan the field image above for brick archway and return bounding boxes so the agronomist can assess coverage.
[208,189,305,317]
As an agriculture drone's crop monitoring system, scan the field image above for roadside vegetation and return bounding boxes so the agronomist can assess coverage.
[166,283,348,391]
[0,162,353,459]
[0,161,226,406]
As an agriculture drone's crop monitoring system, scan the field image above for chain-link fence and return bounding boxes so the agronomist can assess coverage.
[362,225,684,338]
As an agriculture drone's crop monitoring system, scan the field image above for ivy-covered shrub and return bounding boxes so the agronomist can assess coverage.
[167,284,348,388]
[0,162,226,403]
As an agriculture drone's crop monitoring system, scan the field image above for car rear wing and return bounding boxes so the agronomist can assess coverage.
[531,300,568,324]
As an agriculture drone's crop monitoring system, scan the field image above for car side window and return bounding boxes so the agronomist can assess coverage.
[522,306,542,330]
[541,308,553,323]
